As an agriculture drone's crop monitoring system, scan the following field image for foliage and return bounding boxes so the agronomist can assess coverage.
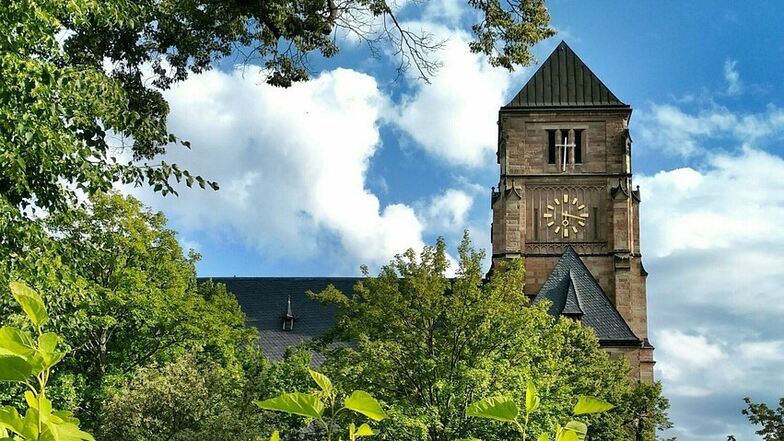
[256,369,388,441]
[312,233,670,441]
[728,396,784,441]
[0,0,218,223]
[0,281,93,440]
[99,347,307,441]
[463,381,614,441]
[0,193,257,430]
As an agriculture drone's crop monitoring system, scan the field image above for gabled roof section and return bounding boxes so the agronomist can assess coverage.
[505,41,628,109]
[533,247,639,344]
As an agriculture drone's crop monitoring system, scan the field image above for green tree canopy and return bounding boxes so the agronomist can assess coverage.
[312,234,669,441]
[0,193,257,429]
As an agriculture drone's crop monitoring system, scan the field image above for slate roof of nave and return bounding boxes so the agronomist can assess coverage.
[505,41,628,109]
[201,248,640,361]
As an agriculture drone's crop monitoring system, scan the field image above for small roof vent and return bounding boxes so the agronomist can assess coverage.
[282,295,295,331]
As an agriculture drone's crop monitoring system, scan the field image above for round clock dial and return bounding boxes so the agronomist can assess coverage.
[543,194,589,238]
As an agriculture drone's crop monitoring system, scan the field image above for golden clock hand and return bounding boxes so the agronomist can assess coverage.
[562,212,585,220]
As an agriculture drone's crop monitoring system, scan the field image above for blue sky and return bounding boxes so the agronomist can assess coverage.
[132,1,784,439]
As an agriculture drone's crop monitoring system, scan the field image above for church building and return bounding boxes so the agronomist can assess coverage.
[204,41,654,382]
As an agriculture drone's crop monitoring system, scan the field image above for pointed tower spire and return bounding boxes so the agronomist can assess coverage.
[505,41,627,108]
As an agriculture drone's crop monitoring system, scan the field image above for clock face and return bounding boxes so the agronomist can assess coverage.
[543,194,590,238]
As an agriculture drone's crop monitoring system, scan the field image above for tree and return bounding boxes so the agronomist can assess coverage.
[733,396,784,441]
[311,233,669,441]
[0,193,257,429]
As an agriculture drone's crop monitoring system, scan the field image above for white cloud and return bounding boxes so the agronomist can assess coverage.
[422,188,475,232]
[391,24,526,167]
[638,147,784,258]
[132,67,428,271]
[724,59,742,95]
[635,103,784,157]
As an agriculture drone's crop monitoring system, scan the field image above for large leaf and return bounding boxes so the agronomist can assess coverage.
[572,396,614,416]
[466,396,519,423]
[564,421,587,441]
[0,328,36,358]
[48,421,95,441]
[9,282,48,329]
[269,431,280,441]
[344,391,387,421]
[0,355,32,382]
[537,435,550,441]
[37,333,65,370]
[309,369,334,395]
[354,423,374,437]
[556,430,579,441]
[255,393,324,419]
[525,381,540,414]
[0,406,24,435]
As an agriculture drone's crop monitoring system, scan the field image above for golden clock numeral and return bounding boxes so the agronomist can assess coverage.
[578,221,585,226]
[581,213,589,218]
[547,221,554,227]
[578,204,585,210]
[563,228,569,237]
[554,198,560,205]
[543,213,552,218]
[572,198,578,205]
[563,194,568,203]
[547,205,554,210]
[555,226,561,234]
[572,226,578,233]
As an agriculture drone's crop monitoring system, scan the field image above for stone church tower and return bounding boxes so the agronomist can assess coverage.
[491,42,654,382]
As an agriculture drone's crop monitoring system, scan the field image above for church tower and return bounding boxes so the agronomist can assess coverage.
[491,42,654,382]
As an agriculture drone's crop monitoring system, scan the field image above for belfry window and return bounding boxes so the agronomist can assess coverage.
[574,129,583,163]
[547,130,556,164]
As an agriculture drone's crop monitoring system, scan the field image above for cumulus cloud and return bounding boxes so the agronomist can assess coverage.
[635,103,784,157]
[391,24,526,167]
[130,67,431,271]
[637,137,784,438]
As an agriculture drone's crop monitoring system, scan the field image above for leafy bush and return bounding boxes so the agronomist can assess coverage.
[256,369,388,441]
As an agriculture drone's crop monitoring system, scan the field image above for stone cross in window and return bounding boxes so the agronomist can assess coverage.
[556,135,576,172]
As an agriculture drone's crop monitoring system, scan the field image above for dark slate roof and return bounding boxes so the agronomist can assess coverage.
[199,277,361,361]
[533,247,639,345]
[505,41,628,109]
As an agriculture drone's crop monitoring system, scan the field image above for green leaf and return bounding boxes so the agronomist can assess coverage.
[9,282,48,329]
[525,381,539,414]
[556,431,579,441]
[536,435,550,441]
[0,355,32,382]
[572,396,614,416]
[344,391,387,421]
[309,369,334,395]
[269,431,280,441]
[37,333,64,370]
[0,327,36,358]
[466,396,519,423]
[355,423,374,437]
[564,421,587,441]
[49,421,95,441]
[255,393,324,419]
[0,406,24,435]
